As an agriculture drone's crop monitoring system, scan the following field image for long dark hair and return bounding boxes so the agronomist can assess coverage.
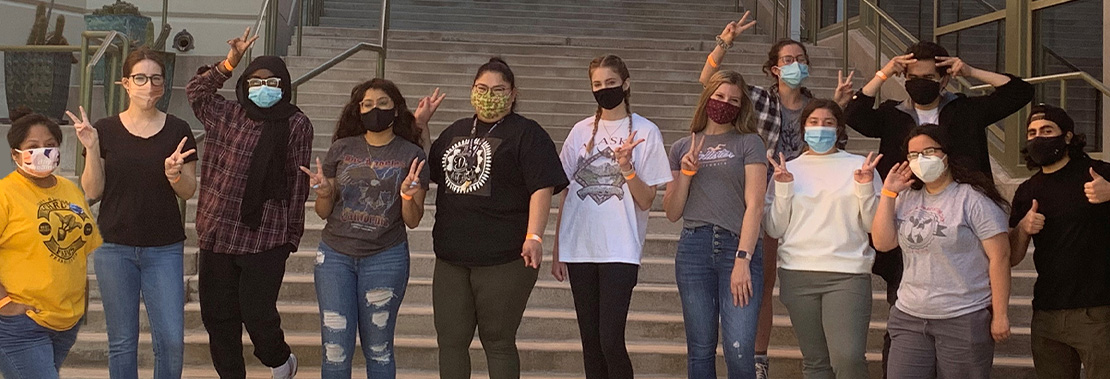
[8,106,62,149]
[474,57,518,112]
[333,79,421,147]
[905,124,1009,210]
[799,99,848,152]
[586,54,632,152]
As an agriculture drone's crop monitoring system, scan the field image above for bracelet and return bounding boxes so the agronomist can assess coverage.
[222,60,236,73]
[624,171,637,181]
[399,192,413,201]
[526,233,543,244]
[681,169,698,177]
[707,54,719,69]
[169,175,182,184]
[881,189,899,199]
[0,296,11,310]
[715,35,733,50]
[875,70,889,81]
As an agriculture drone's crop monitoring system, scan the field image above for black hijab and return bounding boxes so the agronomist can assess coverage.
[235,56,301,229]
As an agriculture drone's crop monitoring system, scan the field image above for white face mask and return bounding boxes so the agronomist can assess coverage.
[14,147,60,178]
[909,155,947,183]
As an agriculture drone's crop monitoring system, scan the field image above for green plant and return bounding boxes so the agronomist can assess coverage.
[91,0,142,16]
[26,3,69,48]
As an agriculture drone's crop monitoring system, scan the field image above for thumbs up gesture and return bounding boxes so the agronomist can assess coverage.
[1085,168,1110,204]
[1020,199,1045,236]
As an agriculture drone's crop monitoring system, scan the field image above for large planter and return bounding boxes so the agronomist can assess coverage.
[84,14,151,83]
[106,50,175,113]
[4,51,74,121]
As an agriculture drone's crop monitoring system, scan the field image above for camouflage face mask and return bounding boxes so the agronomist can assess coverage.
[471,88,511,120]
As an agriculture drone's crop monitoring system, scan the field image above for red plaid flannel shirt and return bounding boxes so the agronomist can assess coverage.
[186,64,313,255]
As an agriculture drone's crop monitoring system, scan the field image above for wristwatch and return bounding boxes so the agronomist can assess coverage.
[735,249,750,260]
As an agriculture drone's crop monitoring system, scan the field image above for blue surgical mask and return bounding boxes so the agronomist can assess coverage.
[779,62,810,89]
[248,86,283,108]
[804,126,837,153]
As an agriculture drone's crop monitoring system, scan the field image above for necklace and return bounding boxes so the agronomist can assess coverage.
[469,116,504,138]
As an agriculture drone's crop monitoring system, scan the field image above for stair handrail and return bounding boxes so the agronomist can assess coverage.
[967,71,1110,109]
[289,0,390,103]
[76,31,131,177]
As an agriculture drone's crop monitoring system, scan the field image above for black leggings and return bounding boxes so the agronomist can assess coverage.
[567,263,639,379]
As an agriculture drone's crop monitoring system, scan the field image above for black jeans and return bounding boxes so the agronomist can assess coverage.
[198,245,293,379]
[872,245,903,379]
[567,262,639,379]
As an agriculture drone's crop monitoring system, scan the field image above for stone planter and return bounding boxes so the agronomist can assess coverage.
[4,51,73,121]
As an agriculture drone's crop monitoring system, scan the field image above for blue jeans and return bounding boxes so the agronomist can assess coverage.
[676,225,765,379]
[315,241,410,379]
[0,313,81,379]
[94,242,186,379]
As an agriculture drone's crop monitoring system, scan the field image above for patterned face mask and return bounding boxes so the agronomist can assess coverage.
[471,88,512,120]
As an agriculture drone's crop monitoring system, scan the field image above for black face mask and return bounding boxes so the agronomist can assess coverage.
[1025,134,1069,167]
[361,108,396,133]
[905,78,942,105]
[593,86,626,110]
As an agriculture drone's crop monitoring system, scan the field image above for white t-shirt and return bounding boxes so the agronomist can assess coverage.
[764,151,882,274]
[557,113,673,265]
[916,107,940,125]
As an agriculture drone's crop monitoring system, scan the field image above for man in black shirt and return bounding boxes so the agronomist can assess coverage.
[1009,104,1110,379]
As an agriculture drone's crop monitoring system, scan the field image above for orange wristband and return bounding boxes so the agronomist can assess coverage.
[222,60,235,73]
[707,55,719,68]
[681,169,698,177]
[169,175,182,184]
[624,171,637,181]
[526,233,543,244]
[881,189,899,199]
[875,70,889,81]
[400,192,413,201]
[0,296,11,310]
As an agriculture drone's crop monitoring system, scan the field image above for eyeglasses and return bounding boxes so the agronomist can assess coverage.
[472,84,511,96]
[907,147,944,160]
[127,74,165,87]
[779,54,809,65]
[247,78,281,88]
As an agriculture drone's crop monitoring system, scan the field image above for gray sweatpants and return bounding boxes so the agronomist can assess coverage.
[887,306,994,379]
[778,269,872,379]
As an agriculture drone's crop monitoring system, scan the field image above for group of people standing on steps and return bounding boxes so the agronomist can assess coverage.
[0,10,1107,379]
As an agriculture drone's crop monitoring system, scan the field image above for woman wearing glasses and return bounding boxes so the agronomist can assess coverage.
[428,57,569,379]
[77,46,197,379]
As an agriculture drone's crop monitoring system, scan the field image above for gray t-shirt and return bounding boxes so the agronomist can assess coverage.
[894,182,1008,319]
[777,100,809,162]
[321,136,430,257]
[668,130,767,235]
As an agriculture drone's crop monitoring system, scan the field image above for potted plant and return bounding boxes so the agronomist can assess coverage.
[4,3,73,122]
[85,0,150,83]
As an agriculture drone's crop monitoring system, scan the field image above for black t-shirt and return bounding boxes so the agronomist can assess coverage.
[94,115,198,246]
[429,113,569,266]
[1009,156,1110,310]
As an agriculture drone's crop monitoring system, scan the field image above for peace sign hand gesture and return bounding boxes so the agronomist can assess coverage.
[854,152,882,183]
[681,133,705,173]
[401,158,426,198]
[226,27,260,68]
[768,152,793,183]
[834,70,856,107]
[164,136,196,182]
[414,88,447,131]
[720,11,757,45]
[613,130,645,172]
[66,106,98,150]
[299,157,333,198]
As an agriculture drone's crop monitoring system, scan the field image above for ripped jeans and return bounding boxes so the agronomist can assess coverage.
[314,241,410,379]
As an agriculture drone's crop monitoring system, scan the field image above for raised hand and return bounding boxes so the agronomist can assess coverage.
[1085,168,1110,204]
[768,152,793,183]
[834,70,856,106]
[1020,199,1045,235]
[854,152,882,183]
[164,136,197,182]
[881,54,917,78]
[613,130,645,172]
[414,87,446,130]
[226,27,260,68]
[400,157,426,199]
[883,161,915,193]
[299,157,333,198]
[935,56,973,77]
[681,133,705,173]
[720,11,757,45]
[66,106,98,150]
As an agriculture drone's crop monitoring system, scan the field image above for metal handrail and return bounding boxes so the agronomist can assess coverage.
[290,0,390,101]
[80,31,131,117]
[969,70,1110,101]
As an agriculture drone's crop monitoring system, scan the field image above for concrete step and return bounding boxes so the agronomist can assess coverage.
[320,10,726,37]
[331,0,743,14]
[321,3,743,27]
[62,367,622,379]
[320,18,719,41]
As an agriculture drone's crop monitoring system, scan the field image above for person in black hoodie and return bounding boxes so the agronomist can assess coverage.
[843,40,1034,377]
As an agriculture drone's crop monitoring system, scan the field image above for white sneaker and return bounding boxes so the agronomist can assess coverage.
[272,353,298,379]
[755,356,769,379]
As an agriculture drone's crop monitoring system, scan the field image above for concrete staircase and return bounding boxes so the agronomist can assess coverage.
[61,0,1038,377]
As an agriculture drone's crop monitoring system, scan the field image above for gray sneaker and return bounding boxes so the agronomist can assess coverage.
[272,353,298,379]
[755,356,769,379]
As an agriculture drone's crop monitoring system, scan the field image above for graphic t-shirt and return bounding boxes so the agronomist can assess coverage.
[429,113,570,266]
[557,114,672,265]
[321,136,429,257]
[777,99,810,162]
[0,172,102,331]
[894,182,1008,319]
[94,115,197,246]
[668,130,768,235]
[1010,156,1110,310]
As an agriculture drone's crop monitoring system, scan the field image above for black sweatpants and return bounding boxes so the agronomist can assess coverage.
[567,262,639,379]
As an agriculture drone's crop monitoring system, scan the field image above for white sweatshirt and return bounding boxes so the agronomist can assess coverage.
[764,151,882,274]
